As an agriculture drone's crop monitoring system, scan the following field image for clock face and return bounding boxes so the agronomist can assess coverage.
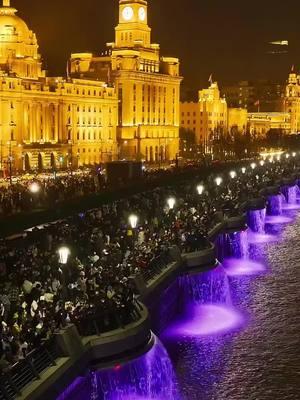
[122,6,133,21]
[138,7,146,21]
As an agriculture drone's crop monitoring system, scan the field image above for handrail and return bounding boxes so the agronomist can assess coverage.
[0,339,58,400]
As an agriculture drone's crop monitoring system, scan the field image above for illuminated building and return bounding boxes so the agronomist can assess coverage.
[247,112,291,137]
[0,0,118,173]
[284,68,300,133]
[228,108,247,134]
[70,0,182,163]
[181,81,246,151]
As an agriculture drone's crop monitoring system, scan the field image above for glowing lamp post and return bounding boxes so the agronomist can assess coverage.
[276,155,281,161]
[167,197,176,210]
[285,153,290,159]
[29,182,40,194]
[215,177,222,186]
[241,167,246,174]
[259,160,265,167]
[292,152,296,157]
[229,170,236,179]
[196,184,204,195]
[128,214,138,229]
[58,246,70,265]
[250,163,256,170]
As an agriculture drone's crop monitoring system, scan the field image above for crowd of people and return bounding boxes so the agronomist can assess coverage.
[0,172,104,216]
[0,155,299,372]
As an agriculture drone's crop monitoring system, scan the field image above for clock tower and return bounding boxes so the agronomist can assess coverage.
[115,0,151,48]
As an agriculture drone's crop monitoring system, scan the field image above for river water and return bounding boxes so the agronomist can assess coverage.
[161,209,300,400]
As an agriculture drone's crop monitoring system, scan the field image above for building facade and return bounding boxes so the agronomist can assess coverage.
[284,69,300,133]
[180,82,247,151]
[247,112,291,137]
[0,0,118,173]
[69,0,182,163]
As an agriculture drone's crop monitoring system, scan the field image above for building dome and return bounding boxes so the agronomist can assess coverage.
[0,0,33,44]
[0,0,43,79]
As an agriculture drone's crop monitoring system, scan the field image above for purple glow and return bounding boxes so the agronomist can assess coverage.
[223,258,266,276]
[267,194,283,216]
[247,209,266,233]
[247,231,278,244]
[164,304,244,338]
[265,215,293,224]
[281,203,300,210]
[180,264,232,306]
[91,337,179,400]
[107,396,164,400]
[226,230,249,259]
[56,337,179,400]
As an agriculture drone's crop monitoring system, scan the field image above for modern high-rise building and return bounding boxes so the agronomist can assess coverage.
[0,0,118,173]
[70,0,182,163]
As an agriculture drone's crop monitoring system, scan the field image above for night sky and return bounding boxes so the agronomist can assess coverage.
[13,0,300,89]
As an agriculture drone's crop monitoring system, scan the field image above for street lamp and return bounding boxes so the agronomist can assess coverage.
[58,246,70,265]
[128,214,138,229]
[167,197,176,210]
[29,182,40,194]
[250,162,256,170]
[292,152,296,157]
[276,155,281,161]
[285,153,290,159]
[229,170,236,179]
[259,160,265,166]
[215,177,222,186]
[196,184,204,195]
[241,167,246,174]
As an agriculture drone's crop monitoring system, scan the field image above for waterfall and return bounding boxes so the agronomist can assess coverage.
[56,337,179,400]
[92,336,179,400]
[247,209,266,233]
[267,194,283,216]
[180,263,232,306]
[287,186,298,204]
[226,230,249,259]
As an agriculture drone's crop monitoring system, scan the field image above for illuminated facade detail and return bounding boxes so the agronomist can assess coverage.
[181,82,228,150]
[285,69,300,133]
[181,82,248,152]
[0,1,118,173]
[70,0,182,163]
[247,112,291,137]
[227,108,248,134]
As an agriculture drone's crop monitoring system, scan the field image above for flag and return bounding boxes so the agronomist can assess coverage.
[254,100,260,106]
[208,74,213,85]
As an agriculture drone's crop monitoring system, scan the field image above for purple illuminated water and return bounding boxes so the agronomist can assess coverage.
[267,194,283,216]
[226,230,249,259]
[56,337,179,400]
[247,208,266,233]
[281,186,300,210]
[265,215,293,224]
[180,263,232,306]
[223,258,266,276]
[162,304,244,338]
